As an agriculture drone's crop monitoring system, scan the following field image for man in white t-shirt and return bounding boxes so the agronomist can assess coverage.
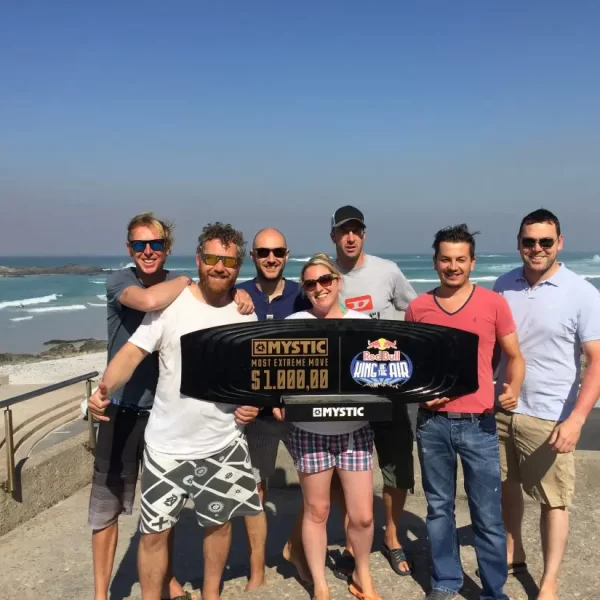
[88,223,262,600]
[329,205,418,579]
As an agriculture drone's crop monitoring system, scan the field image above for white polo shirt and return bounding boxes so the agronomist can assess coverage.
[493,264,600,422]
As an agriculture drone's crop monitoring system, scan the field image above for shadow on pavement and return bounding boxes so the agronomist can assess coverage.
[109,470,432,599]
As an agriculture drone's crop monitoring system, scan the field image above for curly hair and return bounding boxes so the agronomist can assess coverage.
[196,222,247,258]
[127,211,175,251]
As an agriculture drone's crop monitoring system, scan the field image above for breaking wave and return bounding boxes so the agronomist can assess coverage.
[25,304,87,313]
[0,293,62,310]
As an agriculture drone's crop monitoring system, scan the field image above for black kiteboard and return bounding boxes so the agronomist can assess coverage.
[180,319,479,421]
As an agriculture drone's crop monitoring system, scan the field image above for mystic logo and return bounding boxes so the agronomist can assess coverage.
[351,338,413,388]
[312,406,365,418]
[252,338,328,356]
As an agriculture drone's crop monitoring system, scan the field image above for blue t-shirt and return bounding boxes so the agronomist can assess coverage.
[236,278,311,320]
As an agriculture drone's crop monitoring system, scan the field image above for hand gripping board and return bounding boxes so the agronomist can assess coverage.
[179,319,479,420]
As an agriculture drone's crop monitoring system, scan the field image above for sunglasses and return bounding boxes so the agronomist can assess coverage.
[200,252,240,268]
[302,273,339,291]
[520,237,556,249]
[129,239,165,252]
[254,247,287,259]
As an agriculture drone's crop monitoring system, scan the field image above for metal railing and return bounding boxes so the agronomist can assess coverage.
[1,371,99,494]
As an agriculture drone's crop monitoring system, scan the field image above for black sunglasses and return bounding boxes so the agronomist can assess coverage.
[200,252,240,268]
[129,239,165,252]
[520,237,557,249]
[302,273,339,291]
[254,247,287,259]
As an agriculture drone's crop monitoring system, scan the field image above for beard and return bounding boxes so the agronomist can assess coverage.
[257,262,284,281]
[199,271,235,295]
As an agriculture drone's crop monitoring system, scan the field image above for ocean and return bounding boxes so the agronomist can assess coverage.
[1,252,600,354]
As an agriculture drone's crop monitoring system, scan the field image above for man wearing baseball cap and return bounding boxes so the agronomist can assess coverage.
[329,205,418,579]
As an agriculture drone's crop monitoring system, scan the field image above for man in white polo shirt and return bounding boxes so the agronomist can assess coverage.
[494,209,600,600]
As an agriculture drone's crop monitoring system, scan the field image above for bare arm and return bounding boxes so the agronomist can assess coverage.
[88,342,149,421]
[119,276,190,312]
[550,340,600,452]
[496,331,525,410]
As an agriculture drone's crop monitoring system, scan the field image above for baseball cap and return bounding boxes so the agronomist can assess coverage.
[331,205,366,230]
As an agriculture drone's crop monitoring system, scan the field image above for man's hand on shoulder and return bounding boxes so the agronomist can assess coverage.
[232,288,255,315]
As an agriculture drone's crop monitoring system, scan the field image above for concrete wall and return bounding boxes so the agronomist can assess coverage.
[0,431,93,536]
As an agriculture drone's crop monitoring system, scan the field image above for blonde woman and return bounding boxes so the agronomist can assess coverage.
[274,254,379,600]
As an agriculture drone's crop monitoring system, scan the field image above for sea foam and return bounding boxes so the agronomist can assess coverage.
[25,304,86,313]
[0,293,62,310]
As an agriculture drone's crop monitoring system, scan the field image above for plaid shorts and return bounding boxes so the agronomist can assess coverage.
[288,425,374,474]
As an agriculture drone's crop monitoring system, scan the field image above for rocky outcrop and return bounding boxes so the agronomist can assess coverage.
[0,339,107,365]
[0,264,111,277]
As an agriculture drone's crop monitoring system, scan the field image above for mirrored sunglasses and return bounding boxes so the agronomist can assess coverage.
[129,239,165,252]
[201,253,240,268]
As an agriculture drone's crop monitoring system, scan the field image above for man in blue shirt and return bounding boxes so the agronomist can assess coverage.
[236,227,311,589]
[494,209,600,600]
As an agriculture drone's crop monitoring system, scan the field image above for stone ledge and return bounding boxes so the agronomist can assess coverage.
[0,431,93,536]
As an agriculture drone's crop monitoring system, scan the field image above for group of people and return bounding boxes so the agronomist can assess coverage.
[87,205,600,600]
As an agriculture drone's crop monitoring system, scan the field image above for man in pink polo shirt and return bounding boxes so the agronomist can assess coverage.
[405,224,525,600]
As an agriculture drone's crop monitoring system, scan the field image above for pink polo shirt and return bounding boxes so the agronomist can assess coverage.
[405,285,515,414]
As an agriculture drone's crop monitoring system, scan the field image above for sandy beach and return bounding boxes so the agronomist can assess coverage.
[0,352,107,384]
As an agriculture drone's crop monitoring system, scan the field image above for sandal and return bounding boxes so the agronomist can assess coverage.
[332,549,355,581]
[161,593,194,600]
[348,579,381,600]
[382,544,412,576]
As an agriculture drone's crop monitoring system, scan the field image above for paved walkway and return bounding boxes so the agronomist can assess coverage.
[1,472,598,600]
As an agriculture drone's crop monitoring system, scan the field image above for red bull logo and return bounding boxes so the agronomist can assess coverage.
[366,338,397,351]
[351,338,413,387]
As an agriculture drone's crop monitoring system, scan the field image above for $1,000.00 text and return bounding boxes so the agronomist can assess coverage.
[251,368,328,391]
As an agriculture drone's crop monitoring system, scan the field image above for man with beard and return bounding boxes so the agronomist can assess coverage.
[493,209,600,600]
[329,205,418,580]
[406,224,524,600]
[89,222,263,600]
[236,227,311,589]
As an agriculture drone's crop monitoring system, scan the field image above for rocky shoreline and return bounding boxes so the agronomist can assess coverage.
[0,338,107,365]
[0,264,111,277]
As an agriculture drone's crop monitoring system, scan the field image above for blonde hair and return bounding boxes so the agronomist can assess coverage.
[127,212,175,251]
[300,253,342,282]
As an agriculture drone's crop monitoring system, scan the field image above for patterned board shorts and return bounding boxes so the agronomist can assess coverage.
[139,435,262,534]
[288,425,374,474]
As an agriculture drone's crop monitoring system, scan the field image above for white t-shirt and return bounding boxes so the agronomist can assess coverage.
[285,309,371,435]
[129,287,258,459]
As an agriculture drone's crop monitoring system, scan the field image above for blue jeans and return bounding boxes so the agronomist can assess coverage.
[416,409,508,600]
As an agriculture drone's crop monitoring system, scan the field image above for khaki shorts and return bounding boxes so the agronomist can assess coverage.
[495,408,575,507]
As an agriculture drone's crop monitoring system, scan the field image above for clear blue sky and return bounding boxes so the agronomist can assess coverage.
[1,1,599,255]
